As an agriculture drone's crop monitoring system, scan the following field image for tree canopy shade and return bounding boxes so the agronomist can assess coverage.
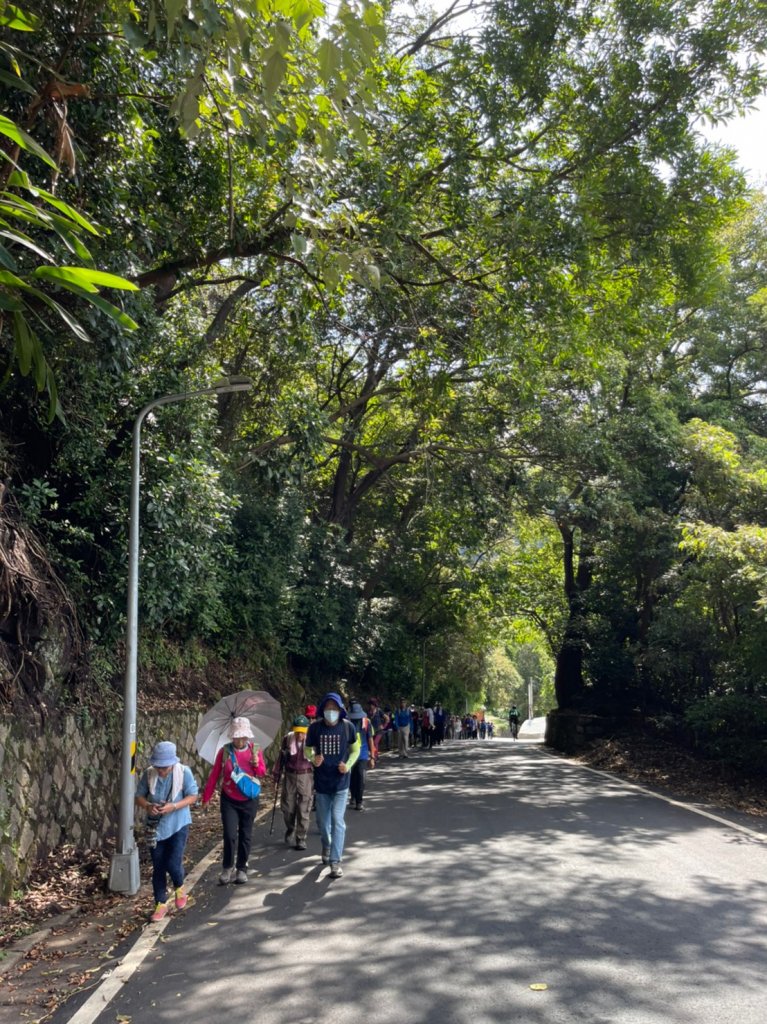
[2,0,767,771]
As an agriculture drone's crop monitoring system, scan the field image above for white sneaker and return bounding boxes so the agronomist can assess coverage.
[234,869,248,884]
[218,867,234,885]
[329,862,343,878]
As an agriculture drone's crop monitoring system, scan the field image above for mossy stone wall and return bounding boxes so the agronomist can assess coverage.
[0,709,209,902]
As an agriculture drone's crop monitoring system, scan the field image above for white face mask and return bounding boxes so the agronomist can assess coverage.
[324,709,340,725]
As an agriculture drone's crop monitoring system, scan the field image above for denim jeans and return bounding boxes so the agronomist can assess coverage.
[150,824,189,903]
[314,789,349,863]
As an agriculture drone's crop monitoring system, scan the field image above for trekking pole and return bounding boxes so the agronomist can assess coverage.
[269,755,284,835]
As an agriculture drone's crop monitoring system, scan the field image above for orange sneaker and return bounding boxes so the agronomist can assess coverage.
[150,902,169,922]
[174,888,188,910]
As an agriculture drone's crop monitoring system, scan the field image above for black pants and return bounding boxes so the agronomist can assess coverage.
[221,791,259,870]
[350,760,368,806]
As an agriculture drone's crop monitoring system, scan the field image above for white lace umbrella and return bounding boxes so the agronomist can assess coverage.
[195,690,282,763]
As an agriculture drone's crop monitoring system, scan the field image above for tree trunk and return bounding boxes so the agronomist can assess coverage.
[553,523,593,709]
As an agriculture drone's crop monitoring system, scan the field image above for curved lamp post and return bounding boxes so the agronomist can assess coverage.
[108,376,253,893]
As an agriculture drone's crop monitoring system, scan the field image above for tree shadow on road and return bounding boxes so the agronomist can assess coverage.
[105,742,767,1024]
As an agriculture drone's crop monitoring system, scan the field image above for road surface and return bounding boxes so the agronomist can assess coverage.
[59,739,767,1024]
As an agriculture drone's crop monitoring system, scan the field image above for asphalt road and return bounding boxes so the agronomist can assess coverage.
[59,740,767,1024]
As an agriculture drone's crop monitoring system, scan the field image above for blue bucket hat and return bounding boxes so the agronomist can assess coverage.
[348,702,365,720]
[150,741,179,767]
[319,692,347,718]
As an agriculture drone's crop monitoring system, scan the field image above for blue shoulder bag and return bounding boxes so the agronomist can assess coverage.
[228,745,261,799]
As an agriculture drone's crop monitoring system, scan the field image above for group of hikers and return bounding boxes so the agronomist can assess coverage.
[135,692,368,920]
[134,692,523,921]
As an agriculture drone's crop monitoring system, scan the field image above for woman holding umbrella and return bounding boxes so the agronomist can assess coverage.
[201,717,267,884]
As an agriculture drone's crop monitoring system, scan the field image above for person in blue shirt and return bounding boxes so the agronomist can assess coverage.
[305,692,361,878]
[393,697,412,759]
[348,702,375,809]
[135,741,198,921]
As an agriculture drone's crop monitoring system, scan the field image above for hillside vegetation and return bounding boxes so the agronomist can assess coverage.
[2,0,767,775]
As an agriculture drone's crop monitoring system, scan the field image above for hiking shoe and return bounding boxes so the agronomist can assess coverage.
[321,846,330,865]
[218,867,235,885]
[285,829,295,846]
[150,902,169,922]
[295,839,307,850]
[174,887,188,910]
[356,802,365,811]
[234,869,248,884]
[329,862,343,878]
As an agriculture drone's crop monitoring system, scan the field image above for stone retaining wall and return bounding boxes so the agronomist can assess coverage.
[1,709,220,902]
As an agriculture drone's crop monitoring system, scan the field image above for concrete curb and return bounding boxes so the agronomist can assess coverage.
[0,909,77,976]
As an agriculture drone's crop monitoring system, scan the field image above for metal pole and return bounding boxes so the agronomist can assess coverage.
[108,378,252,893]
[528,678,534,722]
[421,638,426,705]
[269,755,285,835]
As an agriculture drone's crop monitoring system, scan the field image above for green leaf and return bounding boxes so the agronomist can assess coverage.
[0,146,20,169]
[0,68,37,94]
[263,51,287,97]
[0,267,27,288]
[272,20,291,56]
[32,290,91,342]
[46,218,94,262]
[0,114,57,169]
[63,283,139,330]
[177,73,204,133]
[32,266,138,292]
[33,338,46,389]
[364,263,381,289]
[36,192,100,235]
[45,368,60,423]
[122,20,150,50]
[6,171,101,234]
[164,0,185,39]
[0,241,17,270]
[0,227,55,262]
[12,311,33,374]
[0,3,41,30]
[317,39,340,83]
[0,292,23,310]
[291,0,317,33]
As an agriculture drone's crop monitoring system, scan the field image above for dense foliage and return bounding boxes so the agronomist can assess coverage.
[2,0,767,772]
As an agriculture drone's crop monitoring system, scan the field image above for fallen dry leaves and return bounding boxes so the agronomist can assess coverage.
[575,733,767,817]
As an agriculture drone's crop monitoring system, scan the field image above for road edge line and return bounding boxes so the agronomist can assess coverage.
[536,746,767,841]
[64,842,222,1024]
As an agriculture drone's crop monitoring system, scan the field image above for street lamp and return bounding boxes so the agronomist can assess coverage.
[108,376,253,893]
[527,677,537,722]
[421,638,426,705]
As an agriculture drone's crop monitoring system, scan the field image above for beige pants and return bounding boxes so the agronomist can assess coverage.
[397,728,409,757]
[281,771,314,841]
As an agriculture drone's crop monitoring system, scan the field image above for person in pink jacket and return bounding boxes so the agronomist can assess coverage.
[202,717,266,885]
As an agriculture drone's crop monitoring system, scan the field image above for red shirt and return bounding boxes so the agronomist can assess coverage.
[202,743,266,803]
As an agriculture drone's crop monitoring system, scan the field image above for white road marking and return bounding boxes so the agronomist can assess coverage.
[64,843,222,1024]
[539,747,767,841]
